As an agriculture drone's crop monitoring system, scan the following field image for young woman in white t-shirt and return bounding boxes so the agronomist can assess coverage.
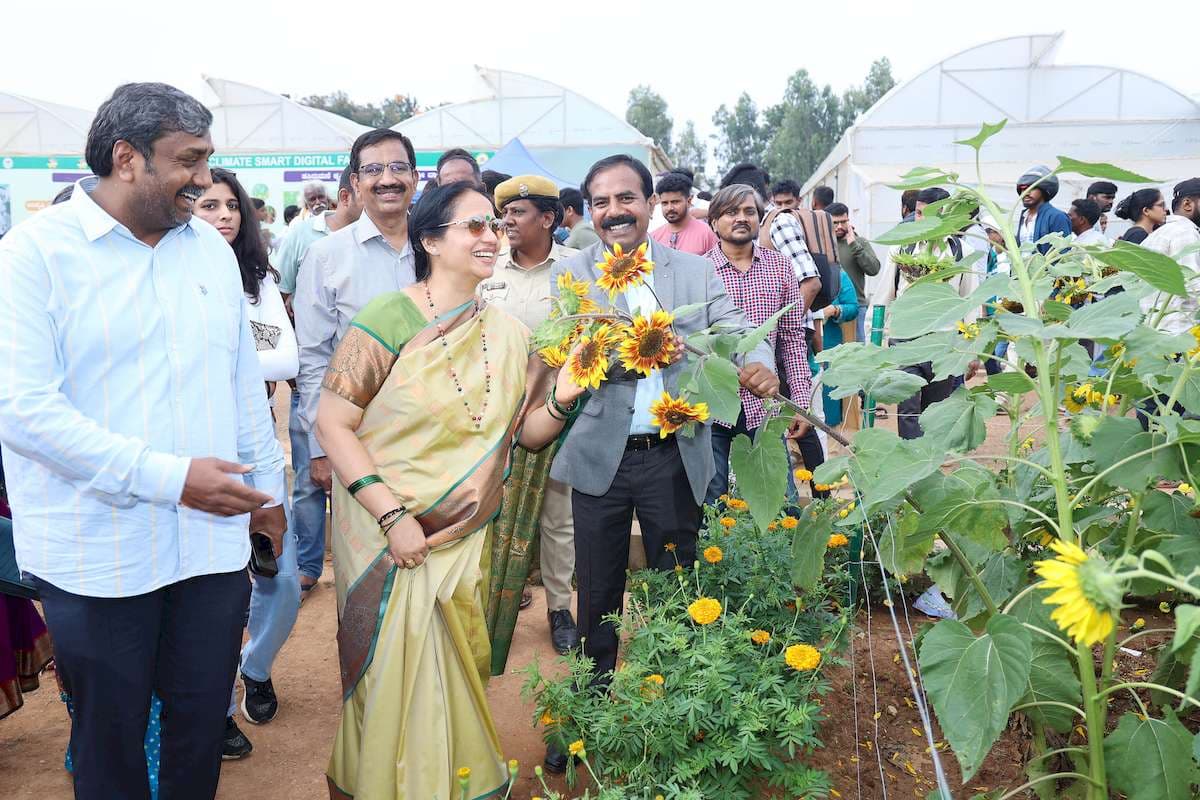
[193,167,299,759]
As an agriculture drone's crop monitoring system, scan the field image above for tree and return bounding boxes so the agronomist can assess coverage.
[842,57,897,127]
[672,121,708,188]
[711,93,768,177]
[300,91,423,128]
[626,86,674,157]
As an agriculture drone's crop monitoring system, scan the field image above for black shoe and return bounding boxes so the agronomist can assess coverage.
[240,673,278,724]
[544,741,568,774]
[548,609,580,655]
[222,716,253,760]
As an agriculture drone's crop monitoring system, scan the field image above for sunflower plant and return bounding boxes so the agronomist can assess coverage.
[810,120,1200,798]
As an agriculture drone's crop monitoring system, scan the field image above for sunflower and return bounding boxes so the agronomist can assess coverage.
[751,630,771,645]
[649,392,710,438]
[703,545,723,564]
[558,272,602,316]
[618,310,676,376]
[567,324,616,389]
[1063,389,1086,415]
[785,644,822,672]
[687,596,722,625]
[538,342,569,369]
[1034,539,1123,646]
[828,533,850,548]
[596,242,655,299]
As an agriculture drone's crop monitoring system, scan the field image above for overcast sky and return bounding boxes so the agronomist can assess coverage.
[10,0,1200,153]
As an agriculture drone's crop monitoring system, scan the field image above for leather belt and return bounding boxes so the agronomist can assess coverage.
[625,433,672,451]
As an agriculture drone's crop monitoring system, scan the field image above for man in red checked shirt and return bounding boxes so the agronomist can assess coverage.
[702,183,813,504]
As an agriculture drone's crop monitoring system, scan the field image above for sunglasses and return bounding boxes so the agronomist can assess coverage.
[437,215,503,236]
[358,161,413,177]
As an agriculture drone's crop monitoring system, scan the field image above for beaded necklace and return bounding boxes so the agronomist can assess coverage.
[424,281,490,429]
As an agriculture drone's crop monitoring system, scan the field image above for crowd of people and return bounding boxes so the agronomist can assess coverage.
[0,78,1197,800]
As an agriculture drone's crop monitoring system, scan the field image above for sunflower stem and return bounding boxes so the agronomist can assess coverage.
[1077,643,1108,800]
[938,530,999,616]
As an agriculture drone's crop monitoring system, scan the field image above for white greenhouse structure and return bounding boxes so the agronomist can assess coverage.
[801,32,1200,252]
[393,66,671,186]
[0,92,93,234]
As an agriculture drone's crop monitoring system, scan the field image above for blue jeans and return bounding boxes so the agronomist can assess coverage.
[855,310,867,344]
[706,412,803,507]
[289,392,328,581]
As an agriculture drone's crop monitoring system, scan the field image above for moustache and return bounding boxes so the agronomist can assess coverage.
[601,214,637,230]
[373,184,406,194]
[177,186,204,200]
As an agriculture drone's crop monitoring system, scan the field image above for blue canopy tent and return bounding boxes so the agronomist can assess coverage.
[480,138,574,188]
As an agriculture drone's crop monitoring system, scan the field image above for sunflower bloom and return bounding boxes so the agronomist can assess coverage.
[785,644,822,671]
[751,630,771,645]
[538,343,569,369]
[596,242,654,299]
[567,324,615,389]
[828,533,850,548]
[1034,539,1123,646]
[618,309,676,376]
[649,392,709,438]
[780,516,799,530]
[1063,391,1085,415]
[687,597,722,625]
[703,545,723,564]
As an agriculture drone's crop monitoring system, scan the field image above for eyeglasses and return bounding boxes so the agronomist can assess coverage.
[437,215,503,236]
[358,161,413,177]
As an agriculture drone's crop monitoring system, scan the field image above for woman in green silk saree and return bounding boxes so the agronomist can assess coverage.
[314,183,583,800]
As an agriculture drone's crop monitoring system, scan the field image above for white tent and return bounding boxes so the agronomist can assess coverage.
[801,32,1200,253]
[393,66,671,184]
[0,92,91,154]
[205,75,372,152]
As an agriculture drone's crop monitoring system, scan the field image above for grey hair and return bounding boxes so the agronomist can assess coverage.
[85,82,212,177]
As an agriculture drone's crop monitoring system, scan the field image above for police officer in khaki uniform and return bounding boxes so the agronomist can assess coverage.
[480,175,580,653]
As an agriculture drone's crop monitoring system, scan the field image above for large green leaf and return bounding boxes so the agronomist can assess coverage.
[997,312,1047,338]
[1055,156,1158,183]
[955,120,1007,152]
[790,506,833,592]
[689,356,742,425]
[1174,606,1200,654]
[848,428,944,514]
[1094,242,1187,296]
[889,282,975,338]
[1089,416,1184,490]
[729,421,789,534]
[734,304,792,355]
[955,552,1023,621]
[918,388,998,453]
[854,369,928,404]
[1018,640,1083,733]
[919,614,1033,781]
[986,371,1036,395]
[816,342,891,393]
[1142,490,1200,538]
[911,465,1009,550]
[1104,709,1199,800]
[1047,291,1144,340]
[888,166,960,190]
[873,214,975,246]
[875,510,936,577]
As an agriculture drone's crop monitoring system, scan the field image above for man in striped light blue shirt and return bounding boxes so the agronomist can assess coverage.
[0,83,285,800]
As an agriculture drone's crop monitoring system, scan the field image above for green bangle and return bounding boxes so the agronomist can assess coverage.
[346,474,383,496]
[550,385,581,418]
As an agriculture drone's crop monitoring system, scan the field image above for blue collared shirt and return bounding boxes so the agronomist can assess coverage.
[0,178,286,598]
[625,260,665,435]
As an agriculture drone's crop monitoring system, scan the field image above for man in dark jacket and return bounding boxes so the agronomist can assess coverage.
[1016,165,1072,255]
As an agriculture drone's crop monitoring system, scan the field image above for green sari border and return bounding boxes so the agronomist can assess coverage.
[348,321,399,355]
[417,398,525,520]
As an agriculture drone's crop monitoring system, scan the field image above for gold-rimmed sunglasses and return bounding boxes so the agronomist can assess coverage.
[436,215,503,236]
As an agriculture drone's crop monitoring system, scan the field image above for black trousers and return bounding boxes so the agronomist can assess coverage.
[572,438,701,682]
[35,568,251,800]
[896,359,956,440]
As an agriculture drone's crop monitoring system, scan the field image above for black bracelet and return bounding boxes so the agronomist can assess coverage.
[377,507,408,527]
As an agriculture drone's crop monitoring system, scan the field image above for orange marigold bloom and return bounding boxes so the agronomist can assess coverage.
[751,629,771,645]
[649,392,709,437]
[828,533,850,548]
[793,468,814,482]
[780,516,799,530]
[596,242,654,299]
[785,643,821,671]
[687,596,722,625]
[727,498,748,511]
[703,546,723,564]
[719,516,736,529]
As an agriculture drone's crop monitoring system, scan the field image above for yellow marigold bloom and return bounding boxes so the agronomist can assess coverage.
[538,343,569,369]
[649,391,709,437]
[751,629,771,645]
[539,710,557,726]
[785,643,822,671]
[794,467,814,482]
[567,324,616,389]
[1179,483,1194,495]
[596,242,654,299]
[703,545,723,563]
[813,483,830,492]
[718,493,730,503]
[1132,617,1146,630]
[767,521,778,531]
[568,740,585,757]
[618,309,676,376]
[687,596,722,625]
[719,516,736,529]
[645,673,664,685]
[838,508,849,519]
[458,767,471,780]
[828,533,850,548]
[664,542,676,552]
[781,516,799,530]
[1034,539,1121,646]
[727,497,748,511]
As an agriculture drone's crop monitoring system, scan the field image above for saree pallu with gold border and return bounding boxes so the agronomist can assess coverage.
[322,294,551,800]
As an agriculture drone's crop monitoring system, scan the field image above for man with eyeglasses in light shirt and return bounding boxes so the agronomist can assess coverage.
[292,130,418,591]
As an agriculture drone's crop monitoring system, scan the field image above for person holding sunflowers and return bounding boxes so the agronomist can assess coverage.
[543,154,779,772]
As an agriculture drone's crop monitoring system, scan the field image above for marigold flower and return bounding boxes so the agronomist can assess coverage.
[618,309,676,376]
[780,516,799,530]
[596,242,654,299]
[645,673,664,685]
[767,521,778,531]
[727,497,748,511]
[1034,539,1122,646]
[664,542,676,552]
[1132,617,1146,630]
[813,483,831,492]
[703,545,723,564]
[674,565,684,574]
[838,508,849,519]
[567,324,616,389]
[785,643,822,671]
[828,533,850,548]
[568,740,585,757]
[458,767,471,780]
[649,391,709,437]
[1179,483,1194,495]
[687,596,722,625]
[719,516,736,529]
[539,710,557,726]
[794,467,814,482]
[751,629,771,645]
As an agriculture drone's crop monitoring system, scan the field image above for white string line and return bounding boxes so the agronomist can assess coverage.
[846,552,865,800]
[858,497,954,800]
[854,530,890,799]
[884,509,932,708]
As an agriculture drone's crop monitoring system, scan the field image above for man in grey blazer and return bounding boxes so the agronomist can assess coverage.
[544,156,778,769]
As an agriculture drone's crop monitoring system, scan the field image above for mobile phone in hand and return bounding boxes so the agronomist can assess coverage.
[249,532,279,578]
